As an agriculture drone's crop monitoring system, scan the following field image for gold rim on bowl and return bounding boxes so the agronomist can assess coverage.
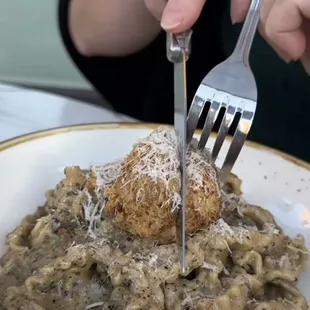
[0,122,309,171]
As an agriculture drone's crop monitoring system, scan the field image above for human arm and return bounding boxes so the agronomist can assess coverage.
[58,0,173,121]
[69,0,161,56]
[58,0,223,122]
[69,0,207,57]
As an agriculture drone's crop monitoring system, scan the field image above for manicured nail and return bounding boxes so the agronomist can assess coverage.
[161,9,183,30]
[230,5,239,24]
[230,14,238,24]
[276,49,293,64]
[281,54,293,64]
[301,58,310,75]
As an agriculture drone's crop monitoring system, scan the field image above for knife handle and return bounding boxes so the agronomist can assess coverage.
[166,30,193,64]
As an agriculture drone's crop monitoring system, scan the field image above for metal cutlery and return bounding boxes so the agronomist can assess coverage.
[187,0,262,182]
[167,30,192,274]
[165,0,261,272]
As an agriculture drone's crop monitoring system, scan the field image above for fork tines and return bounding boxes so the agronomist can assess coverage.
[186,0,261,181]
[187,84,256,181]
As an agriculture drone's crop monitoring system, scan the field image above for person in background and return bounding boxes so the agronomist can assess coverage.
[58,0,310,162]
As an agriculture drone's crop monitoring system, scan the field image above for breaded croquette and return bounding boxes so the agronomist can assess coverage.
[104,127,222,240]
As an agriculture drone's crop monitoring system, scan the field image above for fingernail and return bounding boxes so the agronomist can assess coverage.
[230,4,239,24]
[281,54,293,64]
[230,13,238,25]
[301,57,310,75]
[160,9,183,30]
[276,49,293,64]
[231,17,238,25]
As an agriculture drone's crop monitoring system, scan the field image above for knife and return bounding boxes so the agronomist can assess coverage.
[166,30,192,274]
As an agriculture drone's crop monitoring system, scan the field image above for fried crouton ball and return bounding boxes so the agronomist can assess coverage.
[104,127,222,240]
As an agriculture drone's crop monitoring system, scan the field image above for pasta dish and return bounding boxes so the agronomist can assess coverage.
[0,127,308,310]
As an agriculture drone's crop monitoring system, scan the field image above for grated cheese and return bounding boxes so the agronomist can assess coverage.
[223,267,230,276]
[91,160,121,193]
[130,127,179,184]
[277,297,300,309]
[186,145,219,195]
[262,222,280,235]
[234,227,250,244]
[85,302,104,309]
[121,127,220,211]
[82,189,106,238]
[211,219,249,245]
[79,162,121,238]
[212,219,234,237]
[202,262,217,271]
[131,252,159,269]
[279,253,296,269]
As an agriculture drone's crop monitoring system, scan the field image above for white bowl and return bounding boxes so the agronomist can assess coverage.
[0,123,309,303]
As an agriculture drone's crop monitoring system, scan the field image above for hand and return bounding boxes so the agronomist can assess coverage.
[231,0,310,73]
[144,0,207,33]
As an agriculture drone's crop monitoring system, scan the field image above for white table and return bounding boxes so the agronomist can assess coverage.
[0,84,137,142]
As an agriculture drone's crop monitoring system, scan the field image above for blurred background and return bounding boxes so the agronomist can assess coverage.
[0,1,102,104]
[0,1,131,142]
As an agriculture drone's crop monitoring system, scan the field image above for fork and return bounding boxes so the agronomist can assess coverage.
[187,0,262,181]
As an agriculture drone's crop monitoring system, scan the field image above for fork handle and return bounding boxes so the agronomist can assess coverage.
[231,0,262,64]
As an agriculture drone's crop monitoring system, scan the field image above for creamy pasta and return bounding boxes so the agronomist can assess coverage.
[0,127,308,310]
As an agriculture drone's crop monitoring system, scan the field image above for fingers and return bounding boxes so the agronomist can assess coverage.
[230,0,310,68]
[144,0,167,21]
[264,0,309,61]
[260,26,293,63]
[160,0,207,33]
[145,0,207,32]
[300,21,310,74]
[230,0,293,62]
[230,0,251,23]
[259,0,294,63]
[301,50,310,74]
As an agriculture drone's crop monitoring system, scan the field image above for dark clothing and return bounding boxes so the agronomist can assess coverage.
[58,0,310,162]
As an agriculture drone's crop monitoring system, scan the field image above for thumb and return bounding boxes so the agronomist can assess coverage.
[300,21,310,74]
[265,0,307,61]
[161,0,207,33]
[301,48,310,75]
[230,0,251,23]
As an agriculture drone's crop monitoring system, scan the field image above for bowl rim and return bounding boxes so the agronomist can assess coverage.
[0,122,309,171]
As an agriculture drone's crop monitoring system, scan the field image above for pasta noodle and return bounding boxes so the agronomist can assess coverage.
[0,127,308,310]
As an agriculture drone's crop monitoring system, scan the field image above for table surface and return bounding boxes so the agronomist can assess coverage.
[0,84,137,142]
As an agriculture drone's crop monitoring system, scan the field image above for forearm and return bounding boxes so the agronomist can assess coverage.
[69,0,162,57]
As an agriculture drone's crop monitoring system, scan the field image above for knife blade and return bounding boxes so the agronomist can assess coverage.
[166,30,192,274]
[174,51,188,274]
